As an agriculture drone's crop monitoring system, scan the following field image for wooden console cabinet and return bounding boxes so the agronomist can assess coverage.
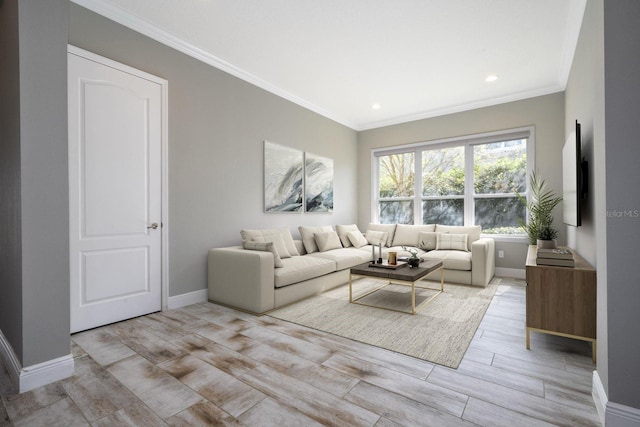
[525,245,597,362]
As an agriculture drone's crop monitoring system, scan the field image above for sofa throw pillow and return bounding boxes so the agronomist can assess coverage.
[392,224,436,247]
[347,230,368,248]
[314,231,342,252]
[365,230,388,246]
[299,225,334,254]
[242,240,283,268]
[435,225,481,251]
[436,233,469,252]
[367,223,396,247]
[252,233,291,258]
[418,231,448,250]
[335,224,359,248]
[240,228,300,256]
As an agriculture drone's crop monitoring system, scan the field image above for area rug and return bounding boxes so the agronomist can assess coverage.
[268,277,500,368]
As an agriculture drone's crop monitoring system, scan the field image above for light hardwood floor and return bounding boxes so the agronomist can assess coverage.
[0,277,601,426]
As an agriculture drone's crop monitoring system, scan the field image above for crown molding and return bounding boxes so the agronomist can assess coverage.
[357,85,565,131]
[70,0,358,130]
[557,0,587,88]
[71,0,577,133]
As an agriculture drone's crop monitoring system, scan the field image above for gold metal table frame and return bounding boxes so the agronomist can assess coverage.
[349,263,444,315]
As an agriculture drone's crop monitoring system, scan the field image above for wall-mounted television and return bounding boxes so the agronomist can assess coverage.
[562,120,588,226]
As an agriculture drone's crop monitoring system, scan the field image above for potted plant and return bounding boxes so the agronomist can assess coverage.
[402,246,421,268]
[517,171,562,248]
[536,225,559,249]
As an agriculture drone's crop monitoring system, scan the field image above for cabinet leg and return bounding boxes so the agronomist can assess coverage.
[592,341,597,363]
[526,328,530,349]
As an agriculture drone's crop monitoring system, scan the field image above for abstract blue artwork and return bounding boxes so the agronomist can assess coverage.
[305,152,334,212]
[264,141,303,212]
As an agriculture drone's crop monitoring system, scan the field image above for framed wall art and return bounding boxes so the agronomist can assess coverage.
[305,152,333,212]
[263,141,303,212]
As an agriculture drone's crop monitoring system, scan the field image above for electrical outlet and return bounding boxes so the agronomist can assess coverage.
[498,250,504,258]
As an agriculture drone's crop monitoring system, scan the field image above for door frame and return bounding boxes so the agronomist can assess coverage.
[68,45,170,311]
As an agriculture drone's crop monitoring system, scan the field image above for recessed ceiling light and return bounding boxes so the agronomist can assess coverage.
[485,74,499,83]
[372,103,381,110]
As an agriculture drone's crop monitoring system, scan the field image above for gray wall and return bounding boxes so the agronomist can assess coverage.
[68,4,359,297]
[603,0,640,411]
[0,0,23,362]
[565,0,608,396]
[0,0,70,367]
[357,93,566,271]
[568,0,640,412]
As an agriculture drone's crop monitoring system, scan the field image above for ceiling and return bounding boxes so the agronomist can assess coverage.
[73,0,586,131]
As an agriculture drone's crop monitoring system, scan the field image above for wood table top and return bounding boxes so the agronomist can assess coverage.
[350,260,443,282]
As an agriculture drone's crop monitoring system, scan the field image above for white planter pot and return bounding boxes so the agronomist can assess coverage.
[537,239,557,249]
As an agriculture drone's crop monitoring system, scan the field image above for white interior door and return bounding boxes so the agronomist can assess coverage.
[68,47,166,333]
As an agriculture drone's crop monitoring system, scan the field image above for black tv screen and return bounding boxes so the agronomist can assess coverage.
[562,120,583,226]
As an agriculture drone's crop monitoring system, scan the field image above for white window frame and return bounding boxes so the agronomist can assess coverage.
[372,126,535,241]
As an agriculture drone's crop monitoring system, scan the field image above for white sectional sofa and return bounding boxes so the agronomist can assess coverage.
[208,223,495,314]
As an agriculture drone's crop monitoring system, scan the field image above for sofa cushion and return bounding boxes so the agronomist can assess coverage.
[241,228,300,256]
[294,239,306,255]
[436,233,469,252]
[252,233,291,258]
[423,250,472,271]
[367,223,397,247]
[299,225,334,254]
[242,240,283,268]
[391,224,436,247]
[335,224,359,248]
[275,256,336,288]
[347,230,368,248]
[365,230,388,246]
[435,225,481,251]
[308,248,372,270]
[418,231,448,250]
[315,231,342,252]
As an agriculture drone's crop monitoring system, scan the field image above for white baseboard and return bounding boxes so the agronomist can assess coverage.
[495,267,526,280]
[0,329,22,391]
[0,329,74,393]
[593,370,608,425]
[20,355,75,393]
[607,402,640,427]
[167,288,208,310]
[593,370,640,426]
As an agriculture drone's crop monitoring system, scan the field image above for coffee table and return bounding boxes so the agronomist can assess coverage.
[349,260,444,314]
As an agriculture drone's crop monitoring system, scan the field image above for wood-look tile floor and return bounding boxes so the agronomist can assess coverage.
[0,278,601,426]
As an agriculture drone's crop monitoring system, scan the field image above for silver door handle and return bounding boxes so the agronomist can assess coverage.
[147,223,159,230]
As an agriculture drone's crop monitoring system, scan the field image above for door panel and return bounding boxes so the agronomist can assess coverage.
[82,82,149,237]
[69,48,164,333]
[82,248,149,303]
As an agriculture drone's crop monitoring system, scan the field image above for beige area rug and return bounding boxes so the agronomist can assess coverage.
[269,277,500,368]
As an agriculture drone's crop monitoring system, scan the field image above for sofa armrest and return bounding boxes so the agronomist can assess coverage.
[208,246,275,314]
[471,238,495,287]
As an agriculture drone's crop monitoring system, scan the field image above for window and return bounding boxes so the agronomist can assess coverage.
[422,146,465,226]
[378,152,415,224]
[373,128,533,237]
[473,140,527,234]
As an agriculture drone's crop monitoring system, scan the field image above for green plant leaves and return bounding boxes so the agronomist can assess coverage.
[516,171,562,244]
